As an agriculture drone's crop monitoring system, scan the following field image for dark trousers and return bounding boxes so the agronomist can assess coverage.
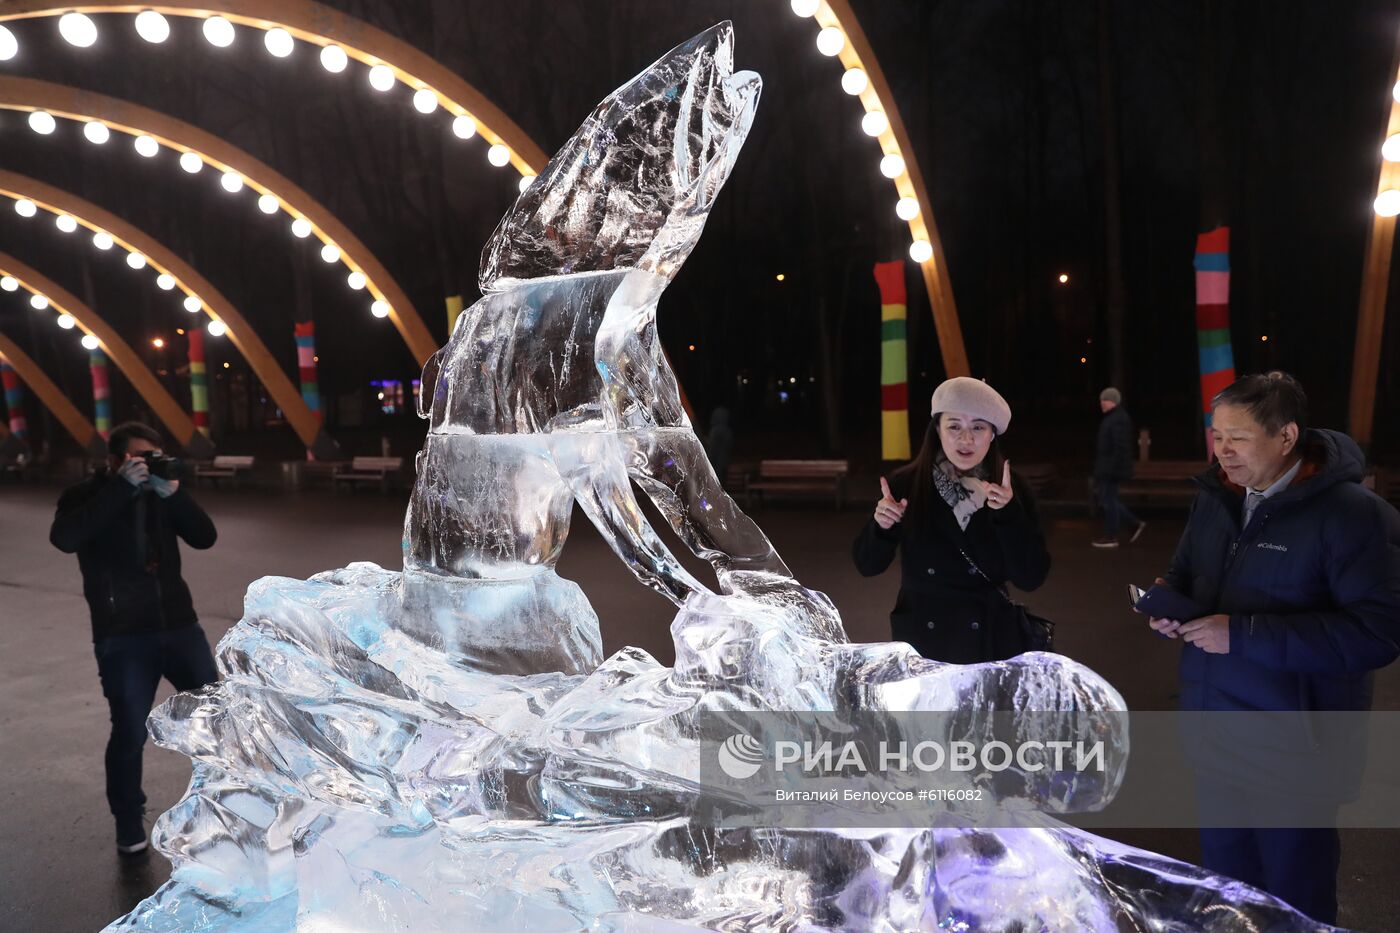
[93,625,218,819]
[1095,478,1141,538]
[1197,779,1341,924]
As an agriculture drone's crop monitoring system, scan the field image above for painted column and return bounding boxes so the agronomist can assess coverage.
[873,261,911,461]
[188,327,210,437]
[1194,227,1236,456]
[89,346,112,439]
[293,322,322,422]
[1,358,28,440]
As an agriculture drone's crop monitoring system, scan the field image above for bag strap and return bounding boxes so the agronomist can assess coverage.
[955,544,1014,604]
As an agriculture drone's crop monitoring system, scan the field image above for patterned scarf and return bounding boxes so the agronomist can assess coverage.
[932,454,988,531]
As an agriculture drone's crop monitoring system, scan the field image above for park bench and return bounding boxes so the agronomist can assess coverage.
[193,455,255,488]
[332,456,404,494]
[1368,467,1400,508]
[745,459,848,509]
[1113,460,1205,507]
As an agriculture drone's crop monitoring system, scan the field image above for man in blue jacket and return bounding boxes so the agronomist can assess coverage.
[50,422,219,856]
[1146,372,1400,923]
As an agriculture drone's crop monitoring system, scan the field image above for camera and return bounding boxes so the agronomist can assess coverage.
[137,451,185,481]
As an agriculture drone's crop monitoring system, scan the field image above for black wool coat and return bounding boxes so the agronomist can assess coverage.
[852,470,1051,664]
[50,471,217,640]
[1094,405,1135,481]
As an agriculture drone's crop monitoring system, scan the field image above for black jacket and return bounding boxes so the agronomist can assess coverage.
[50,471,217,640]
[852,470,1051,663]
[1094,406,1134,481]
[1165,429,1400,713]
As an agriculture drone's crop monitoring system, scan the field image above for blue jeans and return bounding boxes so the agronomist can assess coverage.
[1096,478,1141,538]
[93,626,218,819]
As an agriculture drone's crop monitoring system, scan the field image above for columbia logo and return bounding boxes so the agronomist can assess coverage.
[1256,542,1288,552]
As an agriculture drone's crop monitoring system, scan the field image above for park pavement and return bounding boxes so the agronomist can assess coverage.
[1,480,1395,931]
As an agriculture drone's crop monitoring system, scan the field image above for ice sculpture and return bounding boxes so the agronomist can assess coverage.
[107,25,1338,932]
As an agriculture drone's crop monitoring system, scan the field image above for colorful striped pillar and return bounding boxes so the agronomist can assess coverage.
[873,261,911,461]
[1194,227,1236,457]
[1,359,29,441]
[89,347,112,439]
[293,322,322,422]
[188,328,210,437]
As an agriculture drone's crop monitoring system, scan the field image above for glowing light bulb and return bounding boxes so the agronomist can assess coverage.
[487,144,511,167]
[59,13,98,48]
[1375,189,1400,217]
[319,244,341,263]
[179,151,203,173]
[257,194,279,214]
[895,197,920,220]
[57,313,75,328]
[183,295,202,313]
[207,320,227,337]
[370,299,390,318]
[791,0,821,16]
[816,27,845,56]
[861,111,888,137]
[28,111,56,135]
[202,16,235,48]
[518,175,536,193]
[909,240,933,263]
[264,27,294,58]
[34,295,53,310]
[14,199,37,218]
[93,231,114,250]
[291,218,312,238]
[156,273,176,290]
[346,271,367,290]
[83,121,110,144]
[452,115,477,139]
[55,215,78,233]
[134,135,159,157]
[220,172,244,193]
[0,276,16,292]
[134,11,170,44]
[413,89,439,113]
[880,153,906,178]
[1384,134,1400,163]
[126,252,147,270]
[841,68,868,95]
[320,44,348,73]
[368,64,395,92]
[0,25,17,61]
[81,333,100,350]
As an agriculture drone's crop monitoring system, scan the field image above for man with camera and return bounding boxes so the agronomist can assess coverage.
[49,421,219,856]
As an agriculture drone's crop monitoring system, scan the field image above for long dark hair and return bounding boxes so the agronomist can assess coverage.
[892,414,1006,518]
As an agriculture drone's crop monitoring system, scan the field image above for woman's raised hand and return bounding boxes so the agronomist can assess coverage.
[977,460,1016,510]
[874,476,908,529]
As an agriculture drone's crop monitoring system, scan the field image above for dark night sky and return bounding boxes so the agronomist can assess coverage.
[1,0,1398,463]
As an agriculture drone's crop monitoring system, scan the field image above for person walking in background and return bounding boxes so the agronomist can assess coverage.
[1143,372,1400,924]
[704,406,734,486]
[49,422,219,857]
[852,377,1050,664]
[1092,387,1145,548]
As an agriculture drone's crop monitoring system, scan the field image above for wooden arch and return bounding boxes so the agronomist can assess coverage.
[0,169,338,456]
[0,76,440,366]
[0,250,213,456]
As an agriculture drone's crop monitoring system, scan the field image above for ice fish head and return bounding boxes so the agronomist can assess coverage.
[479,22,761,292]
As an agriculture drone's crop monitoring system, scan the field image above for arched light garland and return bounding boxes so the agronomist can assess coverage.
[0,2,545,183]
[0,169,333,451]
[0,75,438,364]
[786,0,970,376]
